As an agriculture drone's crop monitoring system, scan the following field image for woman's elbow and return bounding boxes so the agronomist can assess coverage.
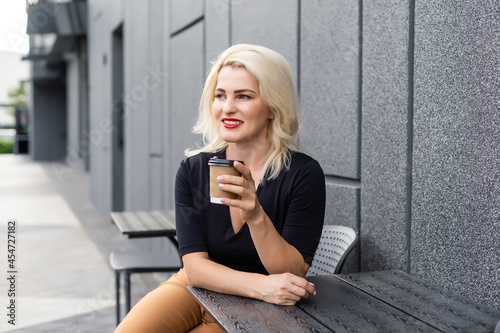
[181,253,209,287]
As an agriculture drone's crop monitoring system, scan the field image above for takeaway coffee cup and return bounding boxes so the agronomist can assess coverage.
[208,157,243,204]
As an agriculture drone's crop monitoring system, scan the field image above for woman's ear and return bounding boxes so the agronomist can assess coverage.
[268,107,276,120]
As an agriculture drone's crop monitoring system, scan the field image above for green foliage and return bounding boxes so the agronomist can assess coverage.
[8,81,28,107]
[0,138,14,154]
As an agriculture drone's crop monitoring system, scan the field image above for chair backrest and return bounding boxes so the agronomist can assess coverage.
[306,225,358,277]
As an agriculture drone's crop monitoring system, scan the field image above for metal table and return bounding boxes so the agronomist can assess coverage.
[111,209,178,247]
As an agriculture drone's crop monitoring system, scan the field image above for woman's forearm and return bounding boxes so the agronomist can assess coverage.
[182,252,315,306]
[182,252,264,299]
[247,209,309,277]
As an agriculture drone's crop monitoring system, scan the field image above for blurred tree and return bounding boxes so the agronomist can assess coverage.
[8,81,28,106]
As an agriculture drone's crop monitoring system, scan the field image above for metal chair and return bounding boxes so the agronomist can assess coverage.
[306,225,358,276]
[110,251,182,325]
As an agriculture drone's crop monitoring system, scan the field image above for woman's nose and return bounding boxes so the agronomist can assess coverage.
[222,97,236,114]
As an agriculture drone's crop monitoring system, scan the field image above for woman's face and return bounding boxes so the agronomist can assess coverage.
[212,66,274,147]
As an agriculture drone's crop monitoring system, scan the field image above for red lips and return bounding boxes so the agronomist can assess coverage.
[222,118,243,129]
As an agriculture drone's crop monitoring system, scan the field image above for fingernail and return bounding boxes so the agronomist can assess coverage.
[218,183,225,188]
[313,291,317,296]
[217,176,223,181]
[234,161,240,167]
[220,198,226,203]
[309,282,315,286]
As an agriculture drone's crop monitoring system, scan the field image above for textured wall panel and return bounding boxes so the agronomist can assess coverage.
[149,0,166,156]
[325,182,358,228]
[205,0,230,70]
[150,156,164,210]
[169,22,205,173]
[88,0,112,217]
[231,0,299,83]
[300,0,360,179]
[170,0,203,34]
[66,55,83,168]
[31,84,67,160]
[324,182,359,273]
[412,1,500,309]
[361,0,410,272]
[124,1,150,210]
[148,0,168,210]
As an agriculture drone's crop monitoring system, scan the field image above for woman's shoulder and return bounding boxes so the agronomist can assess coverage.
[179,150,226,174]
[282,150,324,179]
[182,151,212,165]
[289,151,322,169]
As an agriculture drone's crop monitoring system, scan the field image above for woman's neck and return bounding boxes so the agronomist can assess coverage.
[226,142,270,172]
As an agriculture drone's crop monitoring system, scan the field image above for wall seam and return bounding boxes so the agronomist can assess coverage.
[406,0,416,274]
[166,1,173,208]
[228,0,232,45]
[357,0,363,272]
[325,175,361,188]
[297,0,301,96]
[202,0,207,77]
[170,16,204,38]
[148,0,153,209]
[160,0,166,209]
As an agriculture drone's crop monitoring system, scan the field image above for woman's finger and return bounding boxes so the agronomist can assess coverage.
[233,161,253,181]
[218,183,246,196]
[218,174,246,186]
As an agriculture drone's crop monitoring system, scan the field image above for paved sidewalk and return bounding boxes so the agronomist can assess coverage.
[0,155,166,332]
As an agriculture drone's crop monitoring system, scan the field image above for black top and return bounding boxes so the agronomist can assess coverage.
[175,150,326,275]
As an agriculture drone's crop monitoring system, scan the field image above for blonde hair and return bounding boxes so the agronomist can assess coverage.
[186,44,303,183]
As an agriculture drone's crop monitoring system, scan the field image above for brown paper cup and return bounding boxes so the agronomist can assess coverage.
[209,159,242,204]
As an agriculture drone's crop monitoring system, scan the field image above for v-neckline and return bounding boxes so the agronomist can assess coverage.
[215,149,263,235]
[229,206,245,234]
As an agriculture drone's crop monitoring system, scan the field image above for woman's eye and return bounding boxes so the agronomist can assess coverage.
[239,95,251,99]
[215,94,225,99]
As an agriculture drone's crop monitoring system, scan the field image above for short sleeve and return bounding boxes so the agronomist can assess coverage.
[281,158,326,265]
[175,159,209,256]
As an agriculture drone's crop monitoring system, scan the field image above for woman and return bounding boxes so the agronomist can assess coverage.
[116,44,326,333]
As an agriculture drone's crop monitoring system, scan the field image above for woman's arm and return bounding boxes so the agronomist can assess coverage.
[182,252,315,306]
[217,160,322,277]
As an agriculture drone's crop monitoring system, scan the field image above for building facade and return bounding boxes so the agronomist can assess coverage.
[26,0,500,309]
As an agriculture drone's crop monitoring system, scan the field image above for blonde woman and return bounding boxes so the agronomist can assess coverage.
[116,44,326,333]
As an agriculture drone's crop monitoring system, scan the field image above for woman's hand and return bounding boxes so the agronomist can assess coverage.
[217,161,263,223]
[218,161,310,277]
[258,273,316,306]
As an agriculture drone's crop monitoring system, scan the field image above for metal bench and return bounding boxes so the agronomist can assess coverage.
[110,250,181,325]
[110,210,181,325]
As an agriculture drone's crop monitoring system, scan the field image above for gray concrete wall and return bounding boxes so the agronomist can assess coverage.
[361,0,410,273]
[66,54,80,167]
[30,79,66,161]
[87,0,115,217]
[301,0,362,272]
[84,0,500,308]
[65,51,87,170]
[411,0,500,308]
[88,0,175,254]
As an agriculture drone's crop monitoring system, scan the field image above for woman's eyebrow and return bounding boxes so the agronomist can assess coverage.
[215,88,256,94]
[234,89,256,94]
